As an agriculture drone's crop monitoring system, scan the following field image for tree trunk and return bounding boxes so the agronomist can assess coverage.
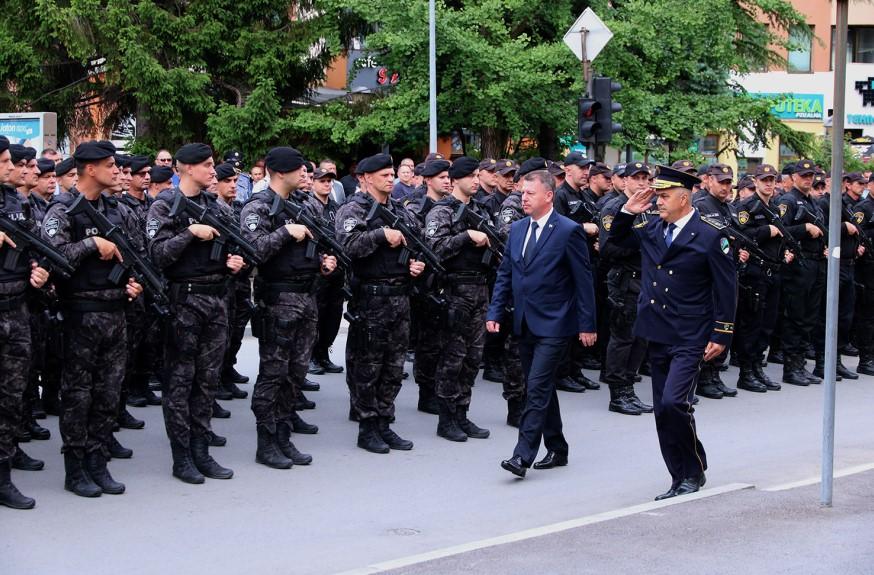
[136,99,151,143]
[480,126,508,159]
[538,124,557,159]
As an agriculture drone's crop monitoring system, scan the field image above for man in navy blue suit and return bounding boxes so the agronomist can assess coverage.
[487,158,597,479]
[609,166,737,500]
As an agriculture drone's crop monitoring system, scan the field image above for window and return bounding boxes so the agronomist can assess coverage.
[699,135,719,157]
[737,158,762,177]
[778,141,798,169]
[788,25,813,73]
[830,27,874,69]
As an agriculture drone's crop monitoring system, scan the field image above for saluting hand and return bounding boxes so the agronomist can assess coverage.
[624,188,655,215]
[29,262,48,289]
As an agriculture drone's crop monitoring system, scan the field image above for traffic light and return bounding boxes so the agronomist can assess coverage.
[578,98,601,144]
[592,76,622,144]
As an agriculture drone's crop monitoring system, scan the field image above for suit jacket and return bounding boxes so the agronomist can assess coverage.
[487,210,596,337]
[608,209,737,347]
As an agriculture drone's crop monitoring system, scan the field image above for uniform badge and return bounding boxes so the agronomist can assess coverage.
[426,219,439,237]
[146,218,160,238]
[500,207,515,223]
[343,217,358,232]
[720,237,731,255]
[738,211,749,225]
[601,215,613,231]
[244,213,260,231]
[778,203,788,217]
[44,216,59,238]
[855,211,865,225]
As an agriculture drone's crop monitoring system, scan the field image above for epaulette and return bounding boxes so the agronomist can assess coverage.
[701,215,727,230]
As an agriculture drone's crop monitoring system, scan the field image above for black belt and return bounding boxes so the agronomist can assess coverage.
[63,299,126,313]
[261,277,317,294]
[356,283,410,297]
[445,273,488,285]
[0,293,25,312]
[169,281,227,296]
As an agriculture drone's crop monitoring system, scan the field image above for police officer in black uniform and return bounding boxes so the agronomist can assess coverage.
[849,178,874,375]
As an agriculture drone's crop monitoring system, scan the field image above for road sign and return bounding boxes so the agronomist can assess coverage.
[563,8,613,62]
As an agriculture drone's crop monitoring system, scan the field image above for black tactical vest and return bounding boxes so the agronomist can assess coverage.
[256,191,320,282]
[351,197,411,280]
[65,196,128,293]
[158,189,229,281]
[0,186,31,283]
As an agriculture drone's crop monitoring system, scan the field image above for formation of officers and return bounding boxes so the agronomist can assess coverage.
[0,131,872,510]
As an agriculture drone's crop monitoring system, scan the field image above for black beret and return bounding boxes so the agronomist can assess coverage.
[413,162,425,176]
[36,158,55,176]
[304,161,316,174]
[516,157,550,179]
[215,162,237,181]
[150,166,174,184]
[421,159,451,178]
[563,151,594,168]
[589,162,612,178]
[55,157,76,177]
[358,153,395,174]
[264,146,305,173]
[448,156,479,179]
[9,144,29,164]
[24,147,36,162]
[115,154,132,169]
[651,165,701,191]
[129,155,151,174]
[175,143,213,165]
[0,135,8,154]
[73,140,116,163]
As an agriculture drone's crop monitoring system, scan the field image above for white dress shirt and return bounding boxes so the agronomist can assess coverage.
[522,208,554,256]
[664,208,695,243]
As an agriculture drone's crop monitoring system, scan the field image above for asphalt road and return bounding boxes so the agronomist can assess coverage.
[4,333,874,575]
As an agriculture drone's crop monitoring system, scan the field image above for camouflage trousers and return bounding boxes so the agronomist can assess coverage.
[435,282,488,408]
[411,294,443,399]
[0,303,30,462]
[252,291,317,431]
[346,291,410,420]
[123,299,149,405]
[163,292,228,448]
[60,309,127,454]
[502,333,525,401]
[224,279,254,376]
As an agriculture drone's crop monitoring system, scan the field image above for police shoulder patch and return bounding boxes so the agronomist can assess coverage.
[778,203,788,217]
[244,213,260,231]
[343,217,358,232]
[500,207,515,223]
[855,211,865,225]
[146,218,160,238]
[738,211,749,225]
[426,219,439,237]
[601,214,614,231]
[720,236,731,255]
[44,216,60,238]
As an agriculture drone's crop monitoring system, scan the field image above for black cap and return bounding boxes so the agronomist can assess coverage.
[697,163,711,176]
[547,161,565,176]
[223,149,243,163]
[707,164,734,182]
[736,176,755,191]
[129,155,151,174]
[564,151,594,168]
[624,162,651,177]
[55,157,75,177]
[754,164,778,179]
[421,159,451,178]
[844,172,866,184]
[793,159,816,176]
[612,163,627,176]
[651,165,701,191]
[35,158,55,176]
[495,159,518,176]
[670,160,697,174]
[813,173,826,187]
[781,163,795,175]
[150,166,174,184]
[589,162,612,178]
[175,143,213,165]
[358,153,394,174]
[264,146,305,173]
[516,157,550,180]
[215,162,238,181]
[478,158,498,172]
[0,135,8,154]
[448,156,479,179]
[73,140,116,163]
[312,167,336,180]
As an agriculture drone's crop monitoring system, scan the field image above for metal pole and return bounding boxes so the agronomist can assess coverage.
[428,0,437,152]
[822,0,849,507]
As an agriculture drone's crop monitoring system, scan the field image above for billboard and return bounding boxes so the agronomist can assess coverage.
[0,112,58,153]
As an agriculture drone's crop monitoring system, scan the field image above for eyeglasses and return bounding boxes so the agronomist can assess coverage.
[156,157,172,163]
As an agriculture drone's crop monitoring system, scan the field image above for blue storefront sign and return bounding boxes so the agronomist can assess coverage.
[752,93,824,120]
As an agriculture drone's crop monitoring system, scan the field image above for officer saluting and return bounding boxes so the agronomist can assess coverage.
[609,166,737,500]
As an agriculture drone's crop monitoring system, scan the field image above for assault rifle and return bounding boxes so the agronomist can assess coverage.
[451,201,506,266]
[268,192,352,270]
[365,198,446,275]
[169,192,261,266]
[0,213,74,278]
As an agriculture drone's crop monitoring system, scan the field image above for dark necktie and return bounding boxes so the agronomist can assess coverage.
[524,221,539,265]
[664,222,677,247]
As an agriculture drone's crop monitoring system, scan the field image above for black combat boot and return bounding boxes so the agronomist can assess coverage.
[307,358,325,375]
[31,388,46,420]
[506,397,523,428]
[108,434,133,459]
[711,367,737,397]
[417,385,439,415]
[574,370,600,390]
[212,399,231,419]
[294,389,316,410]
[223,380,248,399]
[117,408,145,430]
[170,442,205,484]
[289,411,318,434]
[27,419,50,441]
[206,430,227,447]
[625,385,653,413]
[695,365,724,399]
[300,378,320,392]
[378,417,414,450]
[436,400,467,442]
[11,446,44,471]
[836,356,859,380]
[255,426,293,469]
[0,460,35,509]
[357,418,390,454]
[858,354,874,376]
[752,356,781,390]
[737,362,767,393]
[227,367,249,384]
[457,407,490,439]
[276,421,313,464]
[608,386,640,415]
[812,352,835,382]
[214,386,234,401]
[190,435,233,479]
[85,451,125,494]
[63,451,101,497]
[783,354,811,386]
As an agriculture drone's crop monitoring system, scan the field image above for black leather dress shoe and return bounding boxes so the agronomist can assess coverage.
[318,358,344,374]
[654,487,678,501]
[556,377,585,393]
[575,372,600,390]
[500,455,527,478]
[533,451,568,469]
[300,379,321,392]
[695,384,723,399]
[674,473,706,496]
[307,359,325,375]
[228,368,249,384]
